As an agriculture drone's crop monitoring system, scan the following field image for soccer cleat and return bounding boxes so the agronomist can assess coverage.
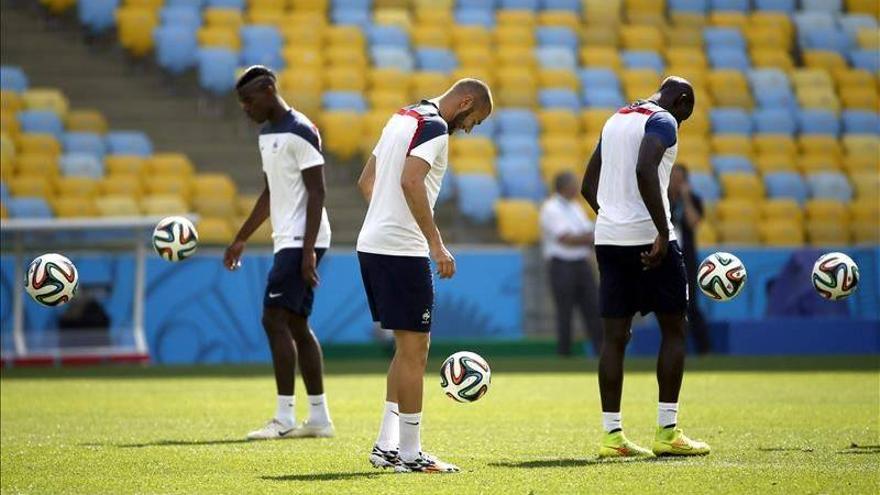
[369,444,400,469]
[652,426,711,456]
[598,430,655,459]
[288,420,335,438]
[395,452,460,473]
[245,419,297,440]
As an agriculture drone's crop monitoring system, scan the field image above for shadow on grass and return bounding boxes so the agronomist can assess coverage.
[838,444,880,455]
[80,439,254,448]
[757,447,815,453]
[261,472,387,482]
[490,456,686,468]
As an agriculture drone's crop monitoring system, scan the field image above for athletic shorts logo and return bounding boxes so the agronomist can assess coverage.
[269,292,283,298]
[422,309,431,324]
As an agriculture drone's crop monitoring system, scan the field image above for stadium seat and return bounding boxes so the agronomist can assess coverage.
[580,47,622,70]
[753,134,796,158]
[807,172,853,202]
[798,154,841,174]
[538,89,580,110]
[806,220,850,246]
[141,194,189,215]
[17,110,64,138]
[456,174,500,223]
[65,110,108,134]
[52,196,97,218]
[197,217,234,244]
[105,131,152,156]
[842,111,880,134]
[192,173,236,200]
[193,197,238,218]
[711,108,751,134]
[764,172,808,203]
[753,109,796,135]
[415,48,458,72]
[240,25,284,69]
[16,134,61,156]
[712,135,753,157]
[850,171,880,200]
[495,199,540,245]
[146,153,195,177]
[708,47,750,71]
[761,198,803,223]
[449,156,495,175]
[717,221,760,245]
[197,48,238,95]
[7,197,52,218]
[145,175,193,200]
[95,195,141,217]
[320,111,363,159]
[497,134,541,159]
[62,132,106,158]
[14,152,59,177]
[496,156,545,202]
[759,219,804,246]
[105,155,145,176]
[10,176,54,198]
[536,47,578,70]
[59,153,104,178]
[116,7,158,57]
[721,173,765,199]
[539,109,580,136]
[0,66,28,92]
[712,155,753,174]
[77,0,118,34]
[371,46,415,71]
[716,198,760,223]
[797,110,840,136]
[99,175,142,198]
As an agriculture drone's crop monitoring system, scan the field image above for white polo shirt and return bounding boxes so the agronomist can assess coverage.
[259,108,331,253]
[540,194,595,261]
[594,101,679,246]
[357,100,449,257]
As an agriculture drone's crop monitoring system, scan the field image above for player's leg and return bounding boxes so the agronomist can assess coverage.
[246,306,298,440]
[371,352,401,467]
[549,259,576,356]
[656,312,686,408]
[574,259,603,356]
[288,313,334,437]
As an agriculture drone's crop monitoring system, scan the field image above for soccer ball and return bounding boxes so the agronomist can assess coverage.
[440,351,491,403]
[152,216,199,262]
[698,252,747,301]
[24,253,79,307]
[812,252,859,301]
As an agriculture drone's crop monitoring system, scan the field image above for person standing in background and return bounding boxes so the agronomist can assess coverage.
[540,171,603,357]
[669,164,711,355]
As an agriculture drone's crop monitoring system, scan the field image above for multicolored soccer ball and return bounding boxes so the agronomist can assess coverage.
[698,252,747,301]
[811,252,859,301]
[152,216,199,262]
[24,253,79,307]
[440,351,491,403]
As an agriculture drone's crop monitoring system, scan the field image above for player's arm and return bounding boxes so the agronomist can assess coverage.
[636,129,675,269]
[300,165,326,287]
[224,174,270,270]
[560,231,594,246]
[358,154,376,203]
[582,140,602,214]
[401,156,455,279]
[682,190,702,229]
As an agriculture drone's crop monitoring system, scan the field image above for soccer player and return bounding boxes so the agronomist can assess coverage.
[224,66,334,440]
[357,79,493,473]
[581,77,711,457]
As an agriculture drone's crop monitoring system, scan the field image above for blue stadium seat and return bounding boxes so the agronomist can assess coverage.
[367,25,409,48]
[159,6,201,28]
[415,49,458,72]
[0,181,9,202]
[0,65,28,92]
[747,68,790,93]
[60,153,104,178]
[370,47,414,72]
[849,50,880,72]
[437,168,455,204]
[458,0,494,8]
[105,131,153,156]
[584,88,625,108]
[7,197,53,219]
[501,0,539,9]
[807,173,853,202]
[495,109,540,137]
[241,26,284,69]
[755,0,795,13]
[154,25,198,74]
[764,172,808,203]
[497,156,546,202]
[803,28,852,54]
[793,12,836,34]
[322,91,367,112]
[331,8,371,28]
[333,0,371,8]
[711,108,752,135]
[839,14,877,39]
[197,48,238,95]
[704,28,746,49]
[539,89,580,109]
[798,110,840,136]
[467,116,496,138]
[801,0,842,13]
[578,68,619,90]
[622,51,665,72]
[206,0,244,8]
[167,0,204,8]
[535,47,577,69]
[842,111,880,134]
[542,0,580,11]
[537,27,578,50]
[753,109,797,135]
[78,0,120,34]
[498,135,541,159]
[456,174,500,223]
[17,110,64,138]
[708,48,750,70]
[712,155,754,174]
[455,8,495,27]
[669,0,707,13]
[754,88,796,111]
[710,0,748,11]
[690,172,721,202]
[62,132,107,158]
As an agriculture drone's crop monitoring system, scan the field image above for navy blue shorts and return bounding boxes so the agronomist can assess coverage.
[264,248,326,317]
[358,251,433,332]
[595,241,688,318]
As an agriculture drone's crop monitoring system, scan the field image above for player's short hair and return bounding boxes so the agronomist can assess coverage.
[554,171,576,192]
[236,65,276,91]
[450,78,494,112]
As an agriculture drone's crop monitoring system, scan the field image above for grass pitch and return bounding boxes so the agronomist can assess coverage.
[2,356,878,494]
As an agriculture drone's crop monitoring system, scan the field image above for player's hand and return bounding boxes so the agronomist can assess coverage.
[430,242,456,279]
[301,248,320,288]
[640,232,669,270]
[223,240,245,271]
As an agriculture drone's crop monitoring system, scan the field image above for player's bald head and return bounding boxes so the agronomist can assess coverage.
[449,78,494,115]
[441,78,494,134]
[654,76,695,123]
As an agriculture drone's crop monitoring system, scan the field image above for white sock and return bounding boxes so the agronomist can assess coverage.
[658,402,678,428]
[307,394,331,425]
[602,411,622,433]
[375,401,399,451]
[275,395,295,428]
[399,412,422,462]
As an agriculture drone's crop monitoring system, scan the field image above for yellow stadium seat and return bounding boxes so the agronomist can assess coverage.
[51,197,97,218]
[677,148,711,172]
[247,9,285,27]
[620,25,665,51]
[842,135,879,156]
[144,176,193,200]
[105,155,146,176]
[798,154,841,174]
[203,7,242,29]
[40,0,76,14]
[496,89,537,109]
[449,157,495,175]
[540,135,581,159]
[196,217,234,245]
[324,67,367,92]
[581,26,619,47]
[65,110,108,134]
[496,10,536,28]
[696,223,717,245]
[581,108,613,133]
[494,26,536,48]
[798,135,841,158]
[0,132,14,161]
[495,200,540,245]
[451,137,495,160]
[279,70,322,96]
[584,0,623,24]
[291,0,329,10]
[749,11,793,38]
[1,90,22,113]
[373,7,411,29]
[721,173,765,199]
[192,173,236,200]
[716,199,761,223]
[665,48,707,69]
[95,195,140,216]
[745,25,792,51]
[750,50,794,72]
[833,69,875,93]
[707,69,749,90]
[236,194,259,215]
[791,69,834,90]
[759,220,804,246]
[325,47,368,68]
[279,16,325,46]
[841,88,879,110]
[538,69,579,91]
[846,0,880,17]
[141,195,189,216]
[21,89,69,116]
[580,47,622,69]
[850,199,880,224]
[55,177,98,198]
[539,109,580,137]
[456,46,494,67]
[368,69,410,93]
[497,67,537,90]
[99,175,142,198]
[852,221,880,244]
[851,171,879,199]
[453,67,495,87]
[10,175,54,198]
[411,72,452,101]
[324,25,365,47]
[1,113,21,139]
[666,26,703,48]
[197,26,240,51]
[412,26,450,48]
[807,221,850,246]
[718,221,760,245]
[145,153,195,177]
[320,111,363,159]
[540,155,583,187]
[14,153,59,176]
[236,214,273,244]
[368,90,406,112]
[192,197,238,218]
[797,88,841,112]
[537,10,579,30]
[805,199,849,223]
[761,199,803,223]
[842,154,879,176]
[116,7,158,56]
[753,134,797,158]
[451,26,491,49]
[281,47,323,70]
[125,0,162,10]
[414,5,453,25]
[17,134,62,157]
[712,135,753,157]
[672,10,708,27]
[497,46,537,68]
[803,50,847,71]
[709,11,747,29]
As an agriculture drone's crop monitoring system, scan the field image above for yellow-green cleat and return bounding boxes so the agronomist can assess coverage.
[652,426,711,456]
[598,431,655,459]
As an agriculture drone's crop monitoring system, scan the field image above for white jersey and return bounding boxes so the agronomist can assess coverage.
[259,109,331,253]
[594,101,679,246]
[540,194,595,261]
[357,100,449,257]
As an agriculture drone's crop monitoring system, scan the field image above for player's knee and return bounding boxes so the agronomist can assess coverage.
[261,311,287,335]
